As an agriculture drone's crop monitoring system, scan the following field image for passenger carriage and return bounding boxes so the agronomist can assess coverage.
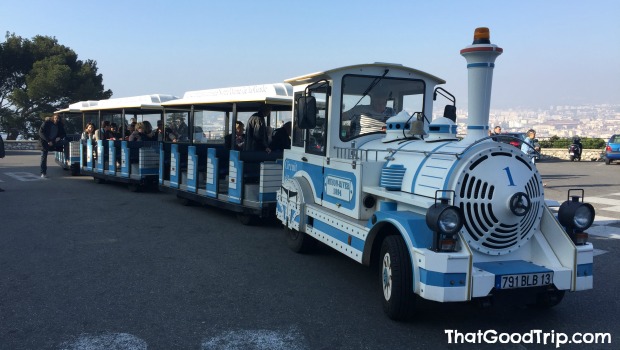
[159,84,293,224]
[54,100,99,176]
[77,94,178,191]
[277,28,595,319]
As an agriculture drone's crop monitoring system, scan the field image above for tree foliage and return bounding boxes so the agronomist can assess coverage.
[0,32,112,139]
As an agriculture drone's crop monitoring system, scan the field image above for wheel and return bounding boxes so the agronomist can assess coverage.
[531,289,565,309]
[569,156,575,161]
[236,213,256,225]
[605,158,611,165]
[285,227,316,253]
[380,235,416,320]
[93,177,105,184]
[70,165,79,176]
[128,184,141,192]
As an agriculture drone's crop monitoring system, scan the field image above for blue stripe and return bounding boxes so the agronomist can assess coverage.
[474,260,553,275]
[419,268,467,288]
[577,263,593,277]
[468,125,488,130]
[467,63,495,68]
[313,219,365,251]
[259,192,277,202]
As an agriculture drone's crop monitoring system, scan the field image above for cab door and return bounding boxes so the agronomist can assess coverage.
[285,82,331,206]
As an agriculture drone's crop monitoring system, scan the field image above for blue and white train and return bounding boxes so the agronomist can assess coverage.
[276,28,595,319]
[54,27,595,320]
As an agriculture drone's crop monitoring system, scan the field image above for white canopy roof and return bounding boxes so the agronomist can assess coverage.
[161,83,293,108]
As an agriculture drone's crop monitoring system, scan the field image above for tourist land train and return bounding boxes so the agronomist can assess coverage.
[55,28,595,320]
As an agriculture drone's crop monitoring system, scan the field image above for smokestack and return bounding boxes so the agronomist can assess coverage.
[460,27,503,141]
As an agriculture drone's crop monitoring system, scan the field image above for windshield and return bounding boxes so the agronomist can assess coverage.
[340,75,425,141]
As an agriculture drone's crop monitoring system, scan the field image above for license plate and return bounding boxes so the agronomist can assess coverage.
[499,272,553,289]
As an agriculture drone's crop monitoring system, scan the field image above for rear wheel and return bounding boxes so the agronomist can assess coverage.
[605,158,611,165]
[236,213,256,226]
[380,235,416,320]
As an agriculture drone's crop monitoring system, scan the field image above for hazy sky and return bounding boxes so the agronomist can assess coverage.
[1,0,619,109]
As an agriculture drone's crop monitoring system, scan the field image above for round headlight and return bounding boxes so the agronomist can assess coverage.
[427,204,464,235]
[559,199,595,232]
[573,204,594,230]
[438,208,462,234]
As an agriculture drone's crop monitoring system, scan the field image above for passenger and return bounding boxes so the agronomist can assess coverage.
[141,121,157,141]
[156,120,177,142]
[110,123,121,140]
[224,121,245,150]
[39,114,67,178]
[94,120,112,141]
[125,122,137,140]
[128,122,145,141]
[342,90,395,136]
[493,125,502,135]
[81,122,96,141]
[244,105,272,153]
[269,121,292,152]
[173,119,189,142]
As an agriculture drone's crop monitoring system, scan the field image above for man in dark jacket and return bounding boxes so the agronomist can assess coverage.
[0,133,4,191]
[269,121,291,152]
[39,114,67,178]
[244,105,272,153]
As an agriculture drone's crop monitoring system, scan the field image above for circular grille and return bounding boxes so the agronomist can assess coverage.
[455,149,543,255]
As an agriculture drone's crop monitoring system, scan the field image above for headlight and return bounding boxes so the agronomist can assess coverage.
[558,190,595,245]
[426,200,464,252]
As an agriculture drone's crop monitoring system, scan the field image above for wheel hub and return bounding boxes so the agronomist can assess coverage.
[382,253,392,300]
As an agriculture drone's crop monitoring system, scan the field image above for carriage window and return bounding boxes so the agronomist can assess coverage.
[340,75,426,141]
[292,83,329,155]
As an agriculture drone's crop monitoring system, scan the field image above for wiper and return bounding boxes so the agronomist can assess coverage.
[350,69,389,110]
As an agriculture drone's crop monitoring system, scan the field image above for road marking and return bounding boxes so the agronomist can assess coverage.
[4,172,44,181]
[59,333,147,350]
[202,328,308,350]
[583,196,620,207]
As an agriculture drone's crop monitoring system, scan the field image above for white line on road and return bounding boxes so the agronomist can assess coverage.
[4,172,43,181]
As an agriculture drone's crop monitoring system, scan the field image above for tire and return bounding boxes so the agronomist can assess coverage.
[569,156,575,161]
[285,227,316,253]
[380,235,416,320]
[93,177,105,184]
[128,184,141,192]
[236,213,256,226]
[70,165,80,176]
[605,158,611,165]
[531,289,565,309]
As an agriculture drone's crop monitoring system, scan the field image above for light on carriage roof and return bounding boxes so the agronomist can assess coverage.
[473,27,491,44]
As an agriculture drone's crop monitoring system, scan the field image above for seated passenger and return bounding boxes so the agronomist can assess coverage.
[156,120,177,142]
[129,122,157,141]
[81,122,96,141]
[342,90,395,136]
[269,121,292,152]
[94,120,113,141]
[224,121,245,150]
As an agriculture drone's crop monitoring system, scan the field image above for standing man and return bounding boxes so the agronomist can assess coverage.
[244,105,272,153]
[39,114,67,178]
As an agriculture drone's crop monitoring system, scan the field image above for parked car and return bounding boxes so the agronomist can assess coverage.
[494,132,541,161]
[605,134,620,165]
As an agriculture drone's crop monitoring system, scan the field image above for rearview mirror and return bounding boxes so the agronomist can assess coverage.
[297,96,317,129]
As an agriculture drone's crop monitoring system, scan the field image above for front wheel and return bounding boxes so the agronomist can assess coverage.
[285,227,316,253]
[531,289,565,309]
[380,235,416,320]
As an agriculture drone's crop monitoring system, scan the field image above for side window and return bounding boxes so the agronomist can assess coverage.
[292,83,330,155]
[306,87,328,155]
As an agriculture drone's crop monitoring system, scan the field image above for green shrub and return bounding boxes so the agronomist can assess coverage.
[539,137,606,149]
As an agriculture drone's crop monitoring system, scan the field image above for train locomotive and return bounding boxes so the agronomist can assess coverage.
[277,28,595,320]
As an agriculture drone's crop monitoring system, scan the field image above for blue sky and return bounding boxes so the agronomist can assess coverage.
[1,0,619,109]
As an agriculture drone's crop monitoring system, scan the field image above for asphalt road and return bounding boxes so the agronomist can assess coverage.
[0,151,618,349]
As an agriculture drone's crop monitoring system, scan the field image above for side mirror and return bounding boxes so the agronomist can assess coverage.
[297,96,317,129]
[443,105,457,122]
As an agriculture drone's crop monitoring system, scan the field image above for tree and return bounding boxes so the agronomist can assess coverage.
[0,32,112,139]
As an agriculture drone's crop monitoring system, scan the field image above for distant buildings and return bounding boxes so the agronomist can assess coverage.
[447,104,619,139]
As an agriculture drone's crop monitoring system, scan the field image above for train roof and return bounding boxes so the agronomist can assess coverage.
[161,83,293,112]
[285,63,446,86]
[79,94,179,113]
[55,100,99,114]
